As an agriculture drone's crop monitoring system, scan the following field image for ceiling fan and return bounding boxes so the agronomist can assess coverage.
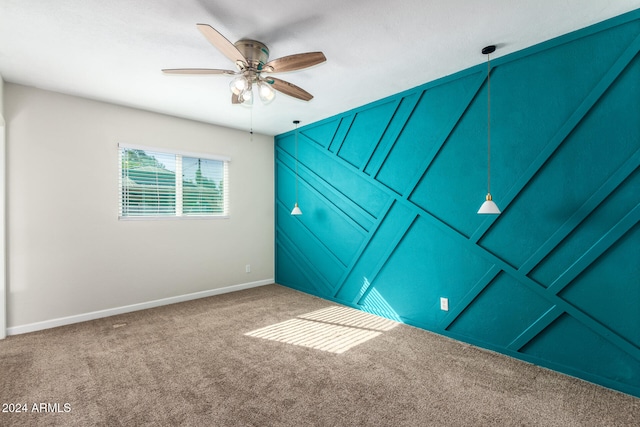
[162,24,326,105]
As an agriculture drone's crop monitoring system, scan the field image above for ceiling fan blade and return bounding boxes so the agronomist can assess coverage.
[268,77,314,101]
[162,68,237,75]
[263,52,326,73]
[196,23,247,66]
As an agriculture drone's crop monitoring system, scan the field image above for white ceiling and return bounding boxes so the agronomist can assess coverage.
[1,1,639,136]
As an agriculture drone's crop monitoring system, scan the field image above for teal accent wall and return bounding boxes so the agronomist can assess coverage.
[275,10,640,397]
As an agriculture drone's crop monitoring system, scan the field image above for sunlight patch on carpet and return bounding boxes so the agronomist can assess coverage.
[299,306,398,331]
[245,306,398,354]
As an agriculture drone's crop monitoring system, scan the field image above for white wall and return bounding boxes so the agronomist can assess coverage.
[0,75,6,339]
[5,83,274,331]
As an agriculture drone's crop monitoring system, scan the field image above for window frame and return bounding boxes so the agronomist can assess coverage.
[118,143,230,220]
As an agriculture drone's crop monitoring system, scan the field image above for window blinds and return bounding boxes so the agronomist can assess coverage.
[119,144,229,218]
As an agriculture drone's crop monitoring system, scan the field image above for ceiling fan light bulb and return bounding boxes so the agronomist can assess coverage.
[230,76,249,95]
[258,81,276,104]
[240,89,253,106]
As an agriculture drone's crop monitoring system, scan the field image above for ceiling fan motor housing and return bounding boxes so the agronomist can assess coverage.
[234,39,269,71]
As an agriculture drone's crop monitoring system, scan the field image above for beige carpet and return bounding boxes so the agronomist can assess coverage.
[0,284,638,426]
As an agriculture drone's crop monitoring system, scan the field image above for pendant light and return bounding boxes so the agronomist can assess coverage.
[478,45,501,215]
[291,120,302,215]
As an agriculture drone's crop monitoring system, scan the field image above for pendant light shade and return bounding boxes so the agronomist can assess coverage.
[478,45,501,215]
[478,193,501,214]
[291,203,302,215]
[291,120,302,216]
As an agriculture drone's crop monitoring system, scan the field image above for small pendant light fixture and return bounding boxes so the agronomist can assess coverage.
[291,120,302,215]
[478,45,501,215]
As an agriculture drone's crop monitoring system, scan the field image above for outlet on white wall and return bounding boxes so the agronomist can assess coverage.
[245,264,251,273]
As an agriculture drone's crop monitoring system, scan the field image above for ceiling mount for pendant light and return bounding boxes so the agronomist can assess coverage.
[478,45,501,215]
[291,120,302,216]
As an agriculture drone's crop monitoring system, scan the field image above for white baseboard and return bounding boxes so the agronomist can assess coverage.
[6,279,274,336]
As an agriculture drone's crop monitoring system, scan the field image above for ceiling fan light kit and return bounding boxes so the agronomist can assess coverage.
[163,24,326,105]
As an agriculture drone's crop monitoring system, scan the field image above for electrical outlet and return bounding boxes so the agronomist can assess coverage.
[440,297,449,311]
[245,264,251,273]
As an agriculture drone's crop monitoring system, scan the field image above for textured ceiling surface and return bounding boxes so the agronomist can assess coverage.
[1,0,639,135]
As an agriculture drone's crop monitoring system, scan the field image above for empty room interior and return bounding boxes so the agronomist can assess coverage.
[0,1,639,425]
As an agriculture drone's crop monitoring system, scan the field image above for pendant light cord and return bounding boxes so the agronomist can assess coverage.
[487,53,492,195]
[294,121,299,204]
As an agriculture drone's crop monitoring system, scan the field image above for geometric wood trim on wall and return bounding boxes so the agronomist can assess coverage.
[275,10,640,397]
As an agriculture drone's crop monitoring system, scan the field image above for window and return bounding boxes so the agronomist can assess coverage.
[119,144,229,219]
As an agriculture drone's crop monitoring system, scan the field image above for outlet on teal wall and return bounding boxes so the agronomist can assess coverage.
[275,10,640,397]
